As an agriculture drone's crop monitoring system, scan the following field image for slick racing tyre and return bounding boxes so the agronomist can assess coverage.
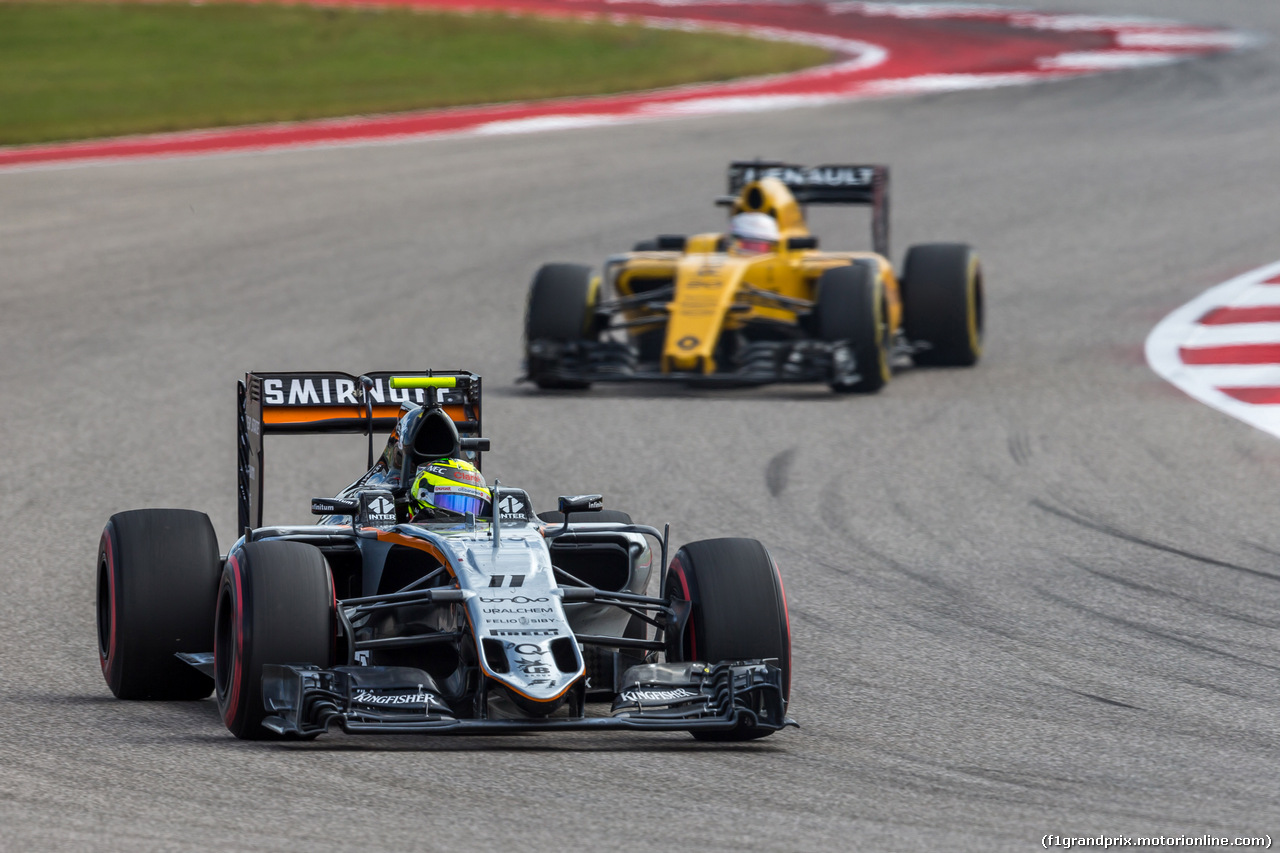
[812,262,890,394]
[524,263,599,390]
[665,538,791,741]
[97,509,220,700]
[901,243,983,366]
[215,541,333,740]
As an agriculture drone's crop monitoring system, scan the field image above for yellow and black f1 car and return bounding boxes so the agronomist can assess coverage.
[522,161,983,393]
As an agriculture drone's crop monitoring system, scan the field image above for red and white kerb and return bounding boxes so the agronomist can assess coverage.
[0,1,1255,172]
[1147,260,1280,439]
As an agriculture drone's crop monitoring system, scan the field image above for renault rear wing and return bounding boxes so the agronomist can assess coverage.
[237,370,481,531]
[722,160,890,258]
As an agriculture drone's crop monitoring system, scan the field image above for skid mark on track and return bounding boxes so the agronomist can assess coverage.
[1030,498,1280,582]
[830,529,966,598]
[1169,673,1255,701]
[1060,555,1280,629]
[1035,587,1280,675]
[764,446,797,498]
[788,606,838,632]
[818,477,850,533]
[875,748,1091,798]
[1071,690,1141,710]
[1243,539,1280,561]
[810,556,854,578]
[1007,430,1033,466]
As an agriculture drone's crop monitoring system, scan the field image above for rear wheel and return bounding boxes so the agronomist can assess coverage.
[665,538,791,740]
[97,509,220,700]
[812,263,890,393]
[524,263,599,389]
[902,243,983,366]
[214,541,333,740]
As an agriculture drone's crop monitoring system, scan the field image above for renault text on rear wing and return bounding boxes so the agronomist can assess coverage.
[727,160,890,257]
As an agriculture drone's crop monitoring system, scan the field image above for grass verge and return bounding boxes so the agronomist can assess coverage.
[0,2,831,145]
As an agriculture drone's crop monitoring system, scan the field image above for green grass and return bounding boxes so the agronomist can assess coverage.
[0,2,831,145]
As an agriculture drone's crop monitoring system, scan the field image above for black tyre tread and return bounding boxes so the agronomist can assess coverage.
[525,263,595,343]
[901,243,983,366]
[537,509,633,524]
[666,537,790,741]
[813,263,889,393]
[525,263,596,389]
[97,508,220,700]
[215,540,332,740]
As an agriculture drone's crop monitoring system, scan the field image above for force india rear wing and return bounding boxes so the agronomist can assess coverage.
[237,370,482,531]
[723,161,890,258]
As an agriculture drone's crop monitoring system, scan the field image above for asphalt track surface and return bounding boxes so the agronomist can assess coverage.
[3,1,1280,849]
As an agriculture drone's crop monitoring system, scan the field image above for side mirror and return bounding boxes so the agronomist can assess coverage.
[312,497,358,516]
[557,494,603,515]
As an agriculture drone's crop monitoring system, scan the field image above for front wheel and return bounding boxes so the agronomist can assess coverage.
[97,509,220,700]
[902,243,983,366]
[812,263,890,393]
[214,541,334,740]
[524,263,599,390]
[665,538,791,740]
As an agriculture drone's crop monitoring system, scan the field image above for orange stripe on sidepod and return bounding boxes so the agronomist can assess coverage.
[373,530,456,576]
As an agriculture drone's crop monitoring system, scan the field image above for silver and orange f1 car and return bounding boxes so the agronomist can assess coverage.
[96,370,794,740]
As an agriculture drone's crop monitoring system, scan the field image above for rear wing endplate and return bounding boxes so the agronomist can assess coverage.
[724,161,890,258]
[237,370,482,531]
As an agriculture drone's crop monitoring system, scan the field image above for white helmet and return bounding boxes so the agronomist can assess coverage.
[729,212,780,254]
[730,212,780,243]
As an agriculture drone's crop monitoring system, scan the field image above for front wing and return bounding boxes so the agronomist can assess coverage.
[260,661,795,737]
[525,339,860,387]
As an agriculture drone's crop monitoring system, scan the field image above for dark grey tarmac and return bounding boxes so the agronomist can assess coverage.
[2,1,1279,849]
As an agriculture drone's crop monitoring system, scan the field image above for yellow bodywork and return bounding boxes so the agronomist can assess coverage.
[612,177,901,374]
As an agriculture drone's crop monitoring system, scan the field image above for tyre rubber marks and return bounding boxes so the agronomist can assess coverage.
[0,1,1255,171]
[1146,261,1280,440]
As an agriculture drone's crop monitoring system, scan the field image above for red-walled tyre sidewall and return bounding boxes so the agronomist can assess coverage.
[214,540,334,740]
[664,538,791,704]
